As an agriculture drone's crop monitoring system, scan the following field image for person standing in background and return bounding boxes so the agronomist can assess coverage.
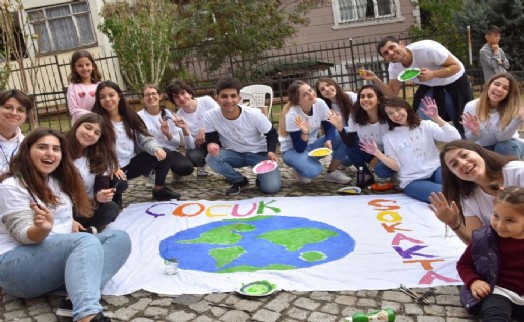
[480,25,510,82]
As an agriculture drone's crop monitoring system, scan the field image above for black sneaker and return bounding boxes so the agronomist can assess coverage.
[91,312,112,322]
[55,297,72,317]
[152,186,181,201]
[226,177,249,195]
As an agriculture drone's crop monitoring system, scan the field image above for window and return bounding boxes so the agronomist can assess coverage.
[333,0,399,25]
[27,2,96,54]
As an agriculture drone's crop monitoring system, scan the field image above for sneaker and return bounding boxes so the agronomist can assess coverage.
[197,166,208,177]
[82,226,98,234]
[324,170,351,184]
[152,187,181,201]
[293,169,312,184]
[91,312,112,322]
[226,177,249,195]
[172,173,185,183]
[55,297,72,317]
[145,171,155,188]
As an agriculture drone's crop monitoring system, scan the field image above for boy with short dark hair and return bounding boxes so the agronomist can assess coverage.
[480,25,510,82]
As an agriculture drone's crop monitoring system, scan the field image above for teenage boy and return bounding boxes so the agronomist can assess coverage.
[480,25,510,82]
[361,36,472,135]
[204,77,281,195]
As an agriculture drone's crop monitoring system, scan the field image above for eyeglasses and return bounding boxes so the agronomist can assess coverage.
[143,92,159,98]
[1,104,27,114]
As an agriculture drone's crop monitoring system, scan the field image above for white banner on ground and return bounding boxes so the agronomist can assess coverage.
[103,195,465,296]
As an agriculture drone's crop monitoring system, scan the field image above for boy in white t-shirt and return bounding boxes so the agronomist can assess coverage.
[204,77,281,195]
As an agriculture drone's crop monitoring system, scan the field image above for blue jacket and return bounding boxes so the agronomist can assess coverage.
[459,226,500,314]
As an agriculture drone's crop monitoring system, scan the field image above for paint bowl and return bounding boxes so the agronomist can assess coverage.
[237,280,277,297]
[337,186,362,195]
[308,147,332,158]
[253,160,278,174]
[397,68,421,82]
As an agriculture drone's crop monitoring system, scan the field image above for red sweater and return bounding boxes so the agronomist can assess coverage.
[457,237,524,295]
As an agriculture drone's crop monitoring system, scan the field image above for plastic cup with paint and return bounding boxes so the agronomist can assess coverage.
[164,258,179,275]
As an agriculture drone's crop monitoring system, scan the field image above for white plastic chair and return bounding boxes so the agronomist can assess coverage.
[240,84,273,118]
[239,91,260,110]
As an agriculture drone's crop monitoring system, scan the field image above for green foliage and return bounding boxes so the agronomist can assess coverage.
[98,0,179,92]
[173,0,327,82]
[454,0,524,71]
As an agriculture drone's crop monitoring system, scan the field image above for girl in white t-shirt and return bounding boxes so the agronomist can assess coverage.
[66,50,102,124]
[166,79,220,177]
[278,80,350,184]
[429,140,524,243]
[0,128,130,321]
[360,96,460,202]
[139,85,194,183]
[461,72,524,158]
[66,113,121,232]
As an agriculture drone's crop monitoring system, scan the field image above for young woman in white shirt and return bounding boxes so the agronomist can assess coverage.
[461,72,524,158]
[138,85,194,182]
[360,96,461,202]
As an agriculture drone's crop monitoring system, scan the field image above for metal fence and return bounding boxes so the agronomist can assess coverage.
[6,31,523,131]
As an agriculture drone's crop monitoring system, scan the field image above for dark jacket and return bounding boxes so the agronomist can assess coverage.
[459,226,500,314]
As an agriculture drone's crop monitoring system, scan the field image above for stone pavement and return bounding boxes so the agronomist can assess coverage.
[0,163,478,322]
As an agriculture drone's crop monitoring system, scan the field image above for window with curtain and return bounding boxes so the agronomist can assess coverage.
[27,2,96,54]
[334,0,397,24]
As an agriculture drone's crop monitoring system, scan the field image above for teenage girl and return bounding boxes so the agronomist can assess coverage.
[66,113,121,232]
[138,84,194,182]
[429,140,524,243]
[166,79,220,177]
[67,50,102,124]
[92,81,180,202]
[326,85,394,186]
[461,72,524,158]
[360,96,461,202]
[0,128,130,322]
[0,89,32,176]
[278,80,350,184]
[457,185,524,321]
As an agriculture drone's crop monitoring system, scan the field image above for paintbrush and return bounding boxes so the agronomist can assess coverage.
[17,173,42,209]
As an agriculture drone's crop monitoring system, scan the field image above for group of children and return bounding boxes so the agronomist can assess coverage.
[0,37,523,321]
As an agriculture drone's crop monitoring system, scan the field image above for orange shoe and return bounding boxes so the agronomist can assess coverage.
[370,181,394,191]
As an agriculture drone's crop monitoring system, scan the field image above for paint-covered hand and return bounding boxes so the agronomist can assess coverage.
[326,110,344,131]
[359,138,378,155]
[207,143,220,157]
[428,192,461,227]
[461,112,480,135]
[294,114,310,134]
[268,152,278,162]
[420,96,439,119]
[155,149,167,161]
[360,69,377,81]
[417,68,435,82]
[470,280,491,300]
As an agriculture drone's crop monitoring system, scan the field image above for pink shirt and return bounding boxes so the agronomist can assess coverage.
[67,83,99,124]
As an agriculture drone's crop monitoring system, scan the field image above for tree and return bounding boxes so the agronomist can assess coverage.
[454,0,524,72]
[173,0,328,81]
[98,0,178,92]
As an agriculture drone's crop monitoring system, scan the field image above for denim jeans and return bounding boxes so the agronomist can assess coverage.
[282,136,336,178]
[403,167,442,203]
[484,139,524,159]
[480,293,524,321]
[0,230,131,321]
[345,140,395,178]
[206,149,282,194]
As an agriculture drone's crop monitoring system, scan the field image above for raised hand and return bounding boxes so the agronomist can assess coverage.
[420,96,439,119]
[428,192,461,227]
[359,138,378,155]
[360,69,377,81]
[160,118,170,137]
[326,110,344,131]
[31,203,53,232]
[294,114,310,134]
[460,112,480,134]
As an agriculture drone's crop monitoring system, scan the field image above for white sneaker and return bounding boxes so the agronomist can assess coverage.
[145,171,155,188]
[173,173,185,183]
[325,170,351,184]
[197,166,208,177]
[293,169,312,184]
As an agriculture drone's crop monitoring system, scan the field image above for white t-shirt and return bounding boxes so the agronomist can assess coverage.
[462,161,524,225]
[0,176,73,254]
[73,156,95,198]
[112,121,135,168]
[176,96,219,138]
[383,121,461,188]
[204,106,273,153]
[279,99,331,152]
[347,117,389,151]
[0,128,24,176]
[463,99,521,146]
[388,40,465,87]
[138,109,187,151]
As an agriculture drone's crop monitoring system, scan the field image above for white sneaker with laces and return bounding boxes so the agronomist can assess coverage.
[324,169,351,184]
[293,169,312,184]
[197,166,208,177]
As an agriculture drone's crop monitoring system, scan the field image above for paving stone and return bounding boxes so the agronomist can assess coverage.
[307,311,337,322]
[417,316,446,322]
[445,305,473,317]
[129,290,152,298]
[294,298,321,311]
[104,295,130,307]
[404,303,424,315]
[382,290,415,302]
[4,310,28,320]
[129,298,153,311]
[34,313,59,322]
[192,316,215,322]
[435,294,461,306]
[144,306,168,318]
[204,293,228,303]
[320,303,340,315]
[251,309,281,322]
[210,306,227,317]
[234,298,263,312]
[379,301,402,312]
[130,318,155,322]
[355,297,378,307]
[189,300,212,313]
[218,310,250,322]
[310,291,334,301]
[166,310,197,322]
[172,294,203,305]
[5,300,25,312]
[334,295,357,306]
[113,307,139,321]
[150,298,173,307]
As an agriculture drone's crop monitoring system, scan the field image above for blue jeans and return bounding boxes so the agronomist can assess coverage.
[206,149,282,194]
[345,140,395,178]
[403,167,442,203]
[484,139,524,159]
[0,230,131,321]
[282,136,335,178]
